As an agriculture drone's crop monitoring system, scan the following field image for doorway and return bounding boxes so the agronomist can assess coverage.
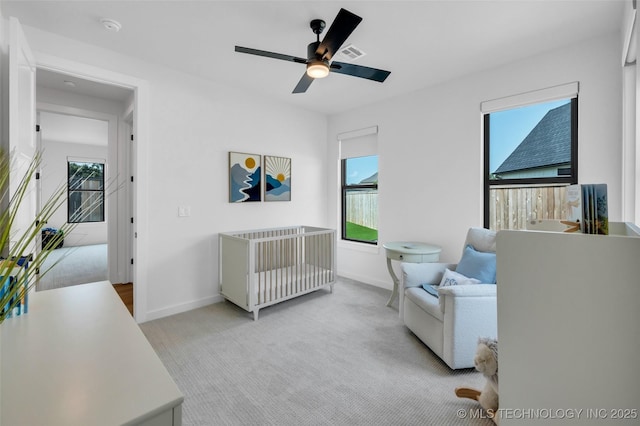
[36,68,135,312]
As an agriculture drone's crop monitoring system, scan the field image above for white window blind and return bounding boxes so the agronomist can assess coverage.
[481,82,579,114]
[338,126,378,159]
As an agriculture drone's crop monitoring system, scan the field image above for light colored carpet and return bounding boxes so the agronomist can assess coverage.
[141,277,493,426]
[37,244,108,291]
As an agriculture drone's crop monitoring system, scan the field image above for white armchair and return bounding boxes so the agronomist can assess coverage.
[400,227,498,369]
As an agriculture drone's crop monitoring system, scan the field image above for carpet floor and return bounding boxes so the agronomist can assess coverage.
[141,277,493,426]
[37,244,108,291]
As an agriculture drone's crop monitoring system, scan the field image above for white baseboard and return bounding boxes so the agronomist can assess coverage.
[143,294,224,323]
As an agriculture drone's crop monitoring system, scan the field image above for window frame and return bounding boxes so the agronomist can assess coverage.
[483,97,579,229]
[341,156,379,245]
[67,160,105,224]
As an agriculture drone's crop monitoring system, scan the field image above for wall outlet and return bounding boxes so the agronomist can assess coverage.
[178,206,191,217]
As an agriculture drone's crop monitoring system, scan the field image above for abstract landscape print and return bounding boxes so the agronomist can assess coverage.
[264,155,291,201]
[229,152,261,202]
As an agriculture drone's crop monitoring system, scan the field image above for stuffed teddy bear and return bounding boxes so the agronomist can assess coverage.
[455,337,499,424]
[474,337,499,423]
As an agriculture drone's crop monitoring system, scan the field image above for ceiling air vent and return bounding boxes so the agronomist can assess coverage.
[338,44,366,61]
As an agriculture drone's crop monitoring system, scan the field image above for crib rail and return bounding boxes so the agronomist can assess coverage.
[219,226,336,319]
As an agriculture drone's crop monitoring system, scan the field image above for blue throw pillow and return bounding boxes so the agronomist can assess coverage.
[455,245,497,284]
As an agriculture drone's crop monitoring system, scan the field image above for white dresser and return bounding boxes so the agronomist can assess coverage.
[497,223,640,425]
[0,281,183,426]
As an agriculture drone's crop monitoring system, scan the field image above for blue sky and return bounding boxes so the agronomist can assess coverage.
[489,98,570,173]
[346,155,378,184]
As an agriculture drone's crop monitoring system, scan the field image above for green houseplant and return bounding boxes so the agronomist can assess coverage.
[0,148,100,324]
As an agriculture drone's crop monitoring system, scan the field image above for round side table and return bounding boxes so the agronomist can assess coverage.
[382,241,442,307]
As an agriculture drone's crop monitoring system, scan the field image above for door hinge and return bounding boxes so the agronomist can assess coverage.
[35,124,40,132]
[35,172,40,180]
[131,176,134,183]
[130,217,134,224]
[130,134,134,141]
[130,258,134,265]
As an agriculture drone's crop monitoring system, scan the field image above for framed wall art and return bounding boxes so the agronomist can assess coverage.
[264,155,291,201]
[229,152,262,202]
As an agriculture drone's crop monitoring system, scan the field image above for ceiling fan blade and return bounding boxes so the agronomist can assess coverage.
[235,46,307,64]
[330,62,391,82]
[292,73,314,94]
[316,8,362,61]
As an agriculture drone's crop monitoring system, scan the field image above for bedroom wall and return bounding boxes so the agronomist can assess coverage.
[327,32,623,291]
[20,24,329,321]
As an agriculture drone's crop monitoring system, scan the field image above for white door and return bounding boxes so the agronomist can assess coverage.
[8,17,37,252]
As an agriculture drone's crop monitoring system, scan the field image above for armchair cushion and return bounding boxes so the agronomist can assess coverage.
[402,262,457,288]
[405,287,444,321]
[465,227,497,253]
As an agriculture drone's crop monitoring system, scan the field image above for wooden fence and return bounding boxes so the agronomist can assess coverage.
[347,187,568,232]
[488,186,568,231]
[345,191,378,229]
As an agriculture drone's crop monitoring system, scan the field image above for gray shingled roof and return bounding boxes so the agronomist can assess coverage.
[359,172,378,184]
[494,102,571,174]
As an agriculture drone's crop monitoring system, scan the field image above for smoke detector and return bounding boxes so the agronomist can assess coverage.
[100,18,122,32]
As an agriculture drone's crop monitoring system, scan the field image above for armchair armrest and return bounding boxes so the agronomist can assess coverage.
[437,283,497,298]
[401,262,457,288]
[438,283,498,368]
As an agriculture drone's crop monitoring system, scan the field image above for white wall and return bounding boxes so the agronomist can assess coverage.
[21,25,329,321]
[327,32,623,290]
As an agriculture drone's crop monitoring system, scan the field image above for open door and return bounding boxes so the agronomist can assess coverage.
[8,17,37,252]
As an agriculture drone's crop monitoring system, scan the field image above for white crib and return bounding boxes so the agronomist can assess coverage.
[219,226,337,320]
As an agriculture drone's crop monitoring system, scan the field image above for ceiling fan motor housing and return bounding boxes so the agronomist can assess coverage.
[308,41,322,60]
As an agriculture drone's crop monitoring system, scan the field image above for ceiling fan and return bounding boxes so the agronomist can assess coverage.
[235,8,391,94]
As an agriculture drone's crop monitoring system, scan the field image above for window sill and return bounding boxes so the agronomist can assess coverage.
[338,239,380,254]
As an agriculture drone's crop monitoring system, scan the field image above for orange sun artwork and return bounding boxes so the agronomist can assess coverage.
[264,156,291,202]
[229,152,261,202]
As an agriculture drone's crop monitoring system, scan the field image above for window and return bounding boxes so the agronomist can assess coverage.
[341,155,378,244]
[68,161,105,223]
[483,84,578,231]
[339,126,378,244]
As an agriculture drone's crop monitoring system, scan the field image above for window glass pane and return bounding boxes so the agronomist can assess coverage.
[68,161,105,223]
[345,188,378,243]
[345,156,378,185]
[68,162,104,190]
[489,99,571,180]
[488,185,568,231]
[485,95,577,231]
[69,191,104,222]
[343,155,378,244]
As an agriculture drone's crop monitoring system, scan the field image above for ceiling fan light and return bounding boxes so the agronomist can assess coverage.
[307,61,330,79]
